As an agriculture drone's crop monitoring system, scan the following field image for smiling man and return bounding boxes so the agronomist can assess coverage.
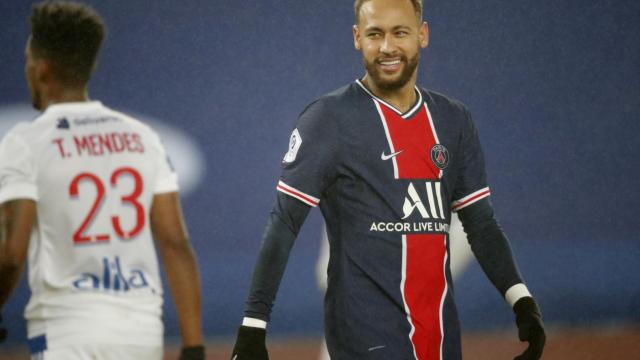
[231,0,545,359]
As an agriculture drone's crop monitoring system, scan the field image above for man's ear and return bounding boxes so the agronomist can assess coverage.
[353,25,362,51]
[419,21,429,49]
[35,58,53,83]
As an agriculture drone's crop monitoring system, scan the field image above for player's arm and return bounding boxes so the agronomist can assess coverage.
[457,198,523,298]
[150,192,204,359]
[231,99,337,359]
[458,197,545,360]
[454,104,545,360]
[230,192,311,360]
[0,199,36,342]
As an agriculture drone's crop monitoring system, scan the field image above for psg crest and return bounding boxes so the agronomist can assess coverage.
[430,144,449,170]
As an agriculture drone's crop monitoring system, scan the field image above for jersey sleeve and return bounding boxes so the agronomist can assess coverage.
[0,132,38,203]
[451,108,491,211]
[149,131,179,194]
[277,100,340,207]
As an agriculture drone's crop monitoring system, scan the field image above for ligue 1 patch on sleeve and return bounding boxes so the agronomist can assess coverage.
[283,128,302,163]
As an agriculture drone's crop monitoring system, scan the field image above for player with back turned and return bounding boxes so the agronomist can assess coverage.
[231,0,546,359]
[0,2,204,359]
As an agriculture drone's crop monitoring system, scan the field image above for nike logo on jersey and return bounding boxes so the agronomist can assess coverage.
[381,149,404,161]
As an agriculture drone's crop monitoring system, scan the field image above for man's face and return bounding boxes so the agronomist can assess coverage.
[353,0,428,92]
[25,38,43,110]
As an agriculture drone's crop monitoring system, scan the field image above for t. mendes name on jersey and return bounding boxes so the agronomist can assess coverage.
[51,132,145,159]
[370,181,450,234]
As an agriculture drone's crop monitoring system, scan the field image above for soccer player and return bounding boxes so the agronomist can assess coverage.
[0,2,204,359]
[231,0,546,359]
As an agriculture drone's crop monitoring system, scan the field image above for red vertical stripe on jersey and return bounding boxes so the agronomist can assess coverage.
[375,100,446,359]
[404,234,447,360]
[378,103,440,180]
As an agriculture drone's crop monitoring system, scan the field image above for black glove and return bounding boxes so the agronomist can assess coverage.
[230,325,268,360]
[513,297,546,360]
[0,312,7,343]
[179,345,205,360]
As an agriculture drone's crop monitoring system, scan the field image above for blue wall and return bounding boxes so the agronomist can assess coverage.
[0,0,638,343]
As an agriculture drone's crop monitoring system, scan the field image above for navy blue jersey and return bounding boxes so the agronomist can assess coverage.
[277,80,490,360]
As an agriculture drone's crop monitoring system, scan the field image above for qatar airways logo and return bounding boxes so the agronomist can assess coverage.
[370,182,449,233]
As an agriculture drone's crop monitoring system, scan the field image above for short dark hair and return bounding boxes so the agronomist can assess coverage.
[30,1,106,85]
[354,0,423,24]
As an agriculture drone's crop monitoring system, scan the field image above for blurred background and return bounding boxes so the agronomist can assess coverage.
[1,0,639,359]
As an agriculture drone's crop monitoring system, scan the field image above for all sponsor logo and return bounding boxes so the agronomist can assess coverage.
[402,182,445,219]
[370,182,449,233]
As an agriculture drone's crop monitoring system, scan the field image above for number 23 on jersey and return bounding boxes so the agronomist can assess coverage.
[69,166,145,244]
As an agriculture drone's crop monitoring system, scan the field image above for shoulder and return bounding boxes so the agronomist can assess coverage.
[420,87,471,118]
[0,113,47,149]
[298,83,363,120]
[420,87,477,136]
[101,106,166,146]
[0,124,31,158]
[2,121,35,138]
[288,84,361,147]
[0,122,37,172]
[102,106,157,135]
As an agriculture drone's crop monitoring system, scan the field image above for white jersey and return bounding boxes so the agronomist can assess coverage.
[0,101,178,348]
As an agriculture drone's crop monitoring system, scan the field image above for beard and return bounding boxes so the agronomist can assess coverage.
[364,51,420,92]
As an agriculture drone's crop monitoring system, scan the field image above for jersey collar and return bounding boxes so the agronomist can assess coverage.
[43,101,104,115]
[355,79,423,119]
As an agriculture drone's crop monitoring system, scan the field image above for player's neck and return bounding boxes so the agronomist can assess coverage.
[42,85,90,109]
[362,75,417,113]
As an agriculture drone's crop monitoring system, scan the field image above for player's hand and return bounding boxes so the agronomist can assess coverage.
[0,312,7,343]
[179,345,205,360]
[230,325,269,360]
[513,296,545,360]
